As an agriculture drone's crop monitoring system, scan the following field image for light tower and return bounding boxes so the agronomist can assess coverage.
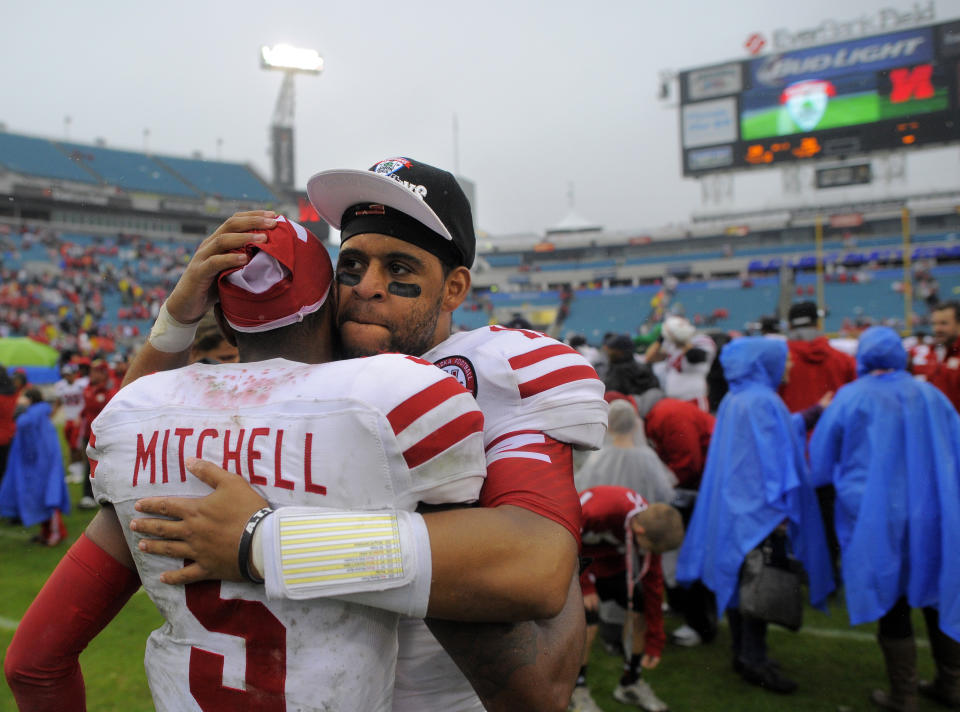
[260,43,323,192]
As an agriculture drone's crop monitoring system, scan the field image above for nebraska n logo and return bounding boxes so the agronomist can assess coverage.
[889,64,934,103]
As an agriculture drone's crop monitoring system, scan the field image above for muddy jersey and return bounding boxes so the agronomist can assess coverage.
[89,355,486,712]
[394,326,608,712]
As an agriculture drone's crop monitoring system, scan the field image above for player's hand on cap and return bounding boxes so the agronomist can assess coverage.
[130,457,269,585]
[165,211,276,325]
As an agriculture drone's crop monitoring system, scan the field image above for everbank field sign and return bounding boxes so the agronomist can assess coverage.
[761,2,936,52]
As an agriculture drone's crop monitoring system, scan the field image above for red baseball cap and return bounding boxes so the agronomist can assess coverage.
[218,216,333,333]
[603,390,639,413]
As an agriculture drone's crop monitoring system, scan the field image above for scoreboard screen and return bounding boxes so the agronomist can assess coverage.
[679,21,960,175]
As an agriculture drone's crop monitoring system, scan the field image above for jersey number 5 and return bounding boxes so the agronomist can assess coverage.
[186,580,287,710]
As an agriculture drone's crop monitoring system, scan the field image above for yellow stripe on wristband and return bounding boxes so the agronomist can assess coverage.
[278,512,404,589]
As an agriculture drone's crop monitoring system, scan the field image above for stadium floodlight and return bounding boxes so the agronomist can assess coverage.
[261,43,323,192]
[260,44,324,74]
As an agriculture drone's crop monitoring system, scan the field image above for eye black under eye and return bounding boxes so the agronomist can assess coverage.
[336,272,361,286]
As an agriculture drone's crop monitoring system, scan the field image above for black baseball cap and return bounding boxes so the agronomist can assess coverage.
[788,301,820,328]
[306,157,476,268]
[604,333,635,353]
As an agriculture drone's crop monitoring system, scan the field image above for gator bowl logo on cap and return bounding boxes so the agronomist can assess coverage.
[780,80,835,132]
[373,158,412,176]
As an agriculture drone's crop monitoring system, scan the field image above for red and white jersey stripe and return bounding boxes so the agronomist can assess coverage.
[386,373,485,474]
[424,326,607,449]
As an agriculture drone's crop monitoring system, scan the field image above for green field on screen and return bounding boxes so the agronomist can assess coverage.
[741,88,948,140]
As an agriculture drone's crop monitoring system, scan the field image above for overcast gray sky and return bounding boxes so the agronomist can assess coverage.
[4,0,960,236]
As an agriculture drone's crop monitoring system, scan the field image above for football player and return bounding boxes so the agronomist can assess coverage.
[128,157,608,711]
[6,218,488,711]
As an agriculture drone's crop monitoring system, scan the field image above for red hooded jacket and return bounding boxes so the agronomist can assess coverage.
[644,398,715,490]
[929,337,960,413]
[779,337,856,413]
[0,393,16,446]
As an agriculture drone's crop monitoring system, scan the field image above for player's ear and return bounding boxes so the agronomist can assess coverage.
[441,266,471,313]
[212,304,239,347]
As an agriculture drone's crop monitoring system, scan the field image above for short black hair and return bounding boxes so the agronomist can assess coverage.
[24,387,43,405]
[932,301,960,321]
[232,304,331,355]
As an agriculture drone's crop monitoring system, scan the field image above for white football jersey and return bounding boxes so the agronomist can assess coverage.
[54,378,85,421]
[395,326,607,712]
[423,325,607,449]
[89,355,486,712]
[661,333,716,406]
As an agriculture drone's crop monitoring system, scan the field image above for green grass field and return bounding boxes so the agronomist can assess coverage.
[0,484,945,711]
[741,88,949,141]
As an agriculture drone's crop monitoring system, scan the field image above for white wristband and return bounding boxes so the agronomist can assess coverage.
[261,507,432,618]
[148,302,200,353]
[251,512,267,580]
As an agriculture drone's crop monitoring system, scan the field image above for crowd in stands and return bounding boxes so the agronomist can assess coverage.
[0,224,190,354]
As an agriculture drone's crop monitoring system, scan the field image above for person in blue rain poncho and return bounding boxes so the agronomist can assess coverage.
[0,389,70,546]
[676,336,834,694]
[809,326,960,712]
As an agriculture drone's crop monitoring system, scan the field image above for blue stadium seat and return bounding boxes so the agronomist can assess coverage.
[484,254,524,267]
[0,132,98,184]
[57,142,198,197]
[562,286,662,341]
[157,156,277,202]
[452,307,492,330]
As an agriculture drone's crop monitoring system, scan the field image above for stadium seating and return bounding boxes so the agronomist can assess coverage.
[673,278,781,332]
[477,262,960,340]
[156,156,278,202]
[483,254,524,267]
[0,132,99,184]
[0,130,279,204]
[452,306,492,330]
[57,142,199,197]
[6,217,960,351]
[561,286,662,341]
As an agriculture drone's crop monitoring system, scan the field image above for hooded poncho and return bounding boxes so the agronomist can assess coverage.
[809,326,960,641]
[676,337,834,614]
[0,401,71,526]
[575,442,676,504]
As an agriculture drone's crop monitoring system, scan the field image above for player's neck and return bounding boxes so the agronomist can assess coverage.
[239,340,334,365]
[425,314,454,354]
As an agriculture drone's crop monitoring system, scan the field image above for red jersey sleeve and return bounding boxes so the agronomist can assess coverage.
[5,535,140,712]
[479,431,581,545]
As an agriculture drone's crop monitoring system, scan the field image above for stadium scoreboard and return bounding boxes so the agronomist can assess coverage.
[679,20,960,176]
